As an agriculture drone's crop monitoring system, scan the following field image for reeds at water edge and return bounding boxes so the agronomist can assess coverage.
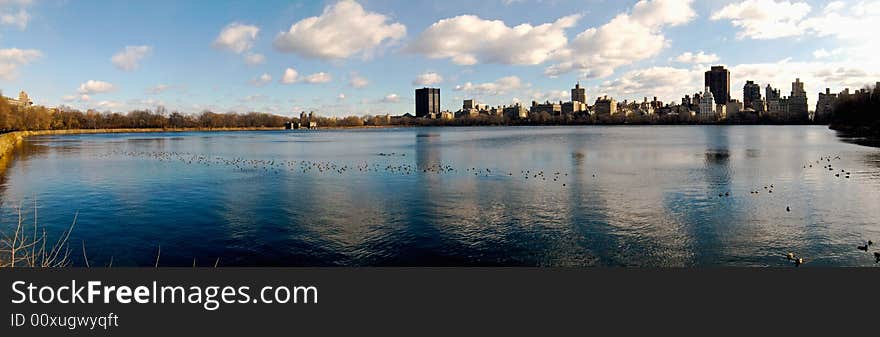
[0,202,76,268]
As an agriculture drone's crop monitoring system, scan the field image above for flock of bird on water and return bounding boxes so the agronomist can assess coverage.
[100,150,879,267]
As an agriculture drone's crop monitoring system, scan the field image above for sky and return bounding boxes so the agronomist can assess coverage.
[0,0,878,117]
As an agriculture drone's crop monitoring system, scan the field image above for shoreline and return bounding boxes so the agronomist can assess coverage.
[828,124,880,138]
[0,127,286,159]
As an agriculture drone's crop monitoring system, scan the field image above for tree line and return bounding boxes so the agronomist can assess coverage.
[829,83,880,136]
[0,96,382,132]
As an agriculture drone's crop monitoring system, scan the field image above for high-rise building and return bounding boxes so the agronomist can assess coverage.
[788,78,808,120]
[704,66,730,105]
[815,88,837,122]
[765,84,780,101]
[699,87,717,120]
[571,81,586,104]
[415,88,440,118]
[594,96,617,116]
[743,81,761,110]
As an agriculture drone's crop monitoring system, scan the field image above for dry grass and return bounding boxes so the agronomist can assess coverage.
[1,202,222,268]
[0,202,77,268]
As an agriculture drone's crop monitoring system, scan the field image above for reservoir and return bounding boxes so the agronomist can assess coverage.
[2,125,879,266]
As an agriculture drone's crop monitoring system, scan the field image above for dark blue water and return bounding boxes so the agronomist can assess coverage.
[2,126,879,266]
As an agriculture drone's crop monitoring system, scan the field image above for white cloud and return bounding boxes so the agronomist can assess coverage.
[546,0,696,78]
[302,72,332,84]
[824,1,846,13]
[244,52,265,65]
[800,0,880,41]
[95,100,122,110]
[0,0,31,30]
[77,80,116,95]
[146,84,170,95]
[280,68,299,84]
[278,68,330,84]
[251,73,272,87]
[711,0,880,43]
[111,45,152,71]
[349,74,369,88]
[454,76,524,96]
[0,47,41,80]
[812,48,844,59]
[273,0,406,60]
[381,93,400,103]
[527,89,570,103]
[213,22,259,54]
[674,51,720,64]
[598,66,702,103]
[61,95,76,102]
[711,0,812,40]
[0,8,28,30]
[337,93,346,101]
[407,14,579,65]
[413,72,443,86]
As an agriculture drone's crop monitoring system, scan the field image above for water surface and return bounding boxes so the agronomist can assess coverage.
[2,126,879,266]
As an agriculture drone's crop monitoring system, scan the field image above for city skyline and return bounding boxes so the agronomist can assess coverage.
[0,0,878,117]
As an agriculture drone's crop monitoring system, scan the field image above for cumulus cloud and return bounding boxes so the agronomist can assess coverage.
[273,0,406,60]
[381,93,400,103]
[251,73,272,87]
[78,80,116,95]
[111,45,152,71]
[710,1,880,66]
[277,69,331,84]
[598,66,702,103]
[711,0,812,40]
[280,68,299,84]
[545,0,696,78]
[527,89,570,103]
[349,74,369,88]
[711,0,880,43]
[302,72,332,84]
[0,47,41,80]
[413,72,443,86]
[213,22,259,54]
[407,14,579,66]
[454,76,524,96]
[674,51,720,64]
[800,0,880,41]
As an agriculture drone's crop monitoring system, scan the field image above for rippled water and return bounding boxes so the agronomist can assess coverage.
[2,126,879,267]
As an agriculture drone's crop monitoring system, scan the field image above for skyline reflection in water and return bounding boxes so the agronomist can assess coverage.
[1,125,879,267]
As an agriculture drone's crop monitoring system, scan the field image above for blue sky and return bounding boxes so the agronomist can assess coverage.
[0,0,876,116]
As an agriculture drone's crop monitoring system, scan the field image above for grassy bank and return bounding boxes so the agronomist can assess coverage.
[0,127,283,159]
